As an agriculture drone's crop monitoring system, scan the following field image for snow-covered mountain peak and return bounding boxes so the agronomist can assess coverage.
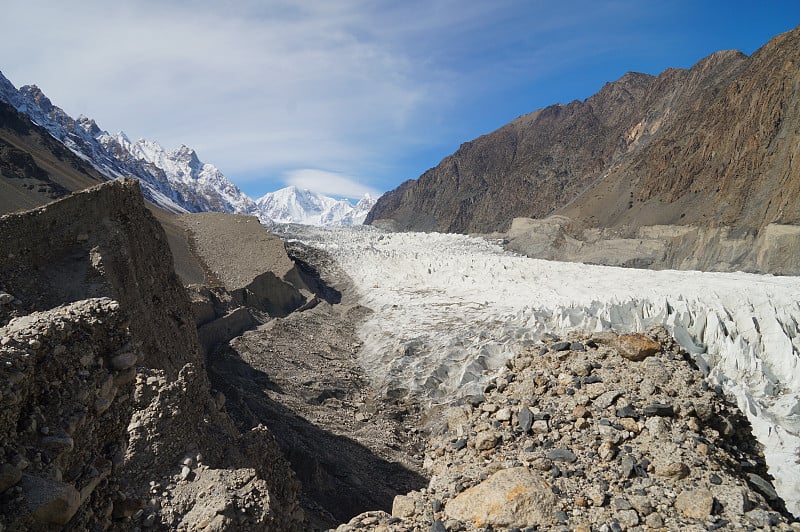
[76,115,102,136]
[256,186,378,226]
[0,69,378,224]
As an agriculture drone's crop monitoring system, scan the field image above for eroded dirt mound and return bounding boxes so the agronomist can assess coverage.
[0,180,302,530]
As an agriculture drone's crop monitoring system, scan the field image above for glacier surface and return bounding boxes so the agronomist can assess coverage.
[284,224,800,516]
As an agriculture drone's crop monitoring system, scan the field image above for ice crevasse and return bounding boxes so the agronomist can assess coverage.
[285,225,800,517]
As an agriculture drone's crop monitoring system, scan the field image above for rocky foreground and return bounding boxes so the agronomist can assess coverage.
[0,180,796,531]
[336,329,796,531]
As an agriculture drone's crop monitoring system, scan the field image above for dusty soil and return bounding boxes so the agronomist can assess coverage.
[207,241,428,530]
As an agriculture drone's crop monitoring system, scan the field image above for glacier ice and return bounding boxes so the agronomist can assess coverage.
[285,225,800,515]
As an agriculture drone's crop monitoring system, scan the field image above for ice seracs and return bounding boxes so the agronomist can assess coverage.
[282,224,800,517]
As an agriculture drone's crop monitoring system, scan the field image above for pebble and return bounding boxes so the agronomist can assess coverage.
[642,403,674,417]
[518,406,533,433]
[545,448,577,463]
[495,407,512,421]
[474,432,498,451]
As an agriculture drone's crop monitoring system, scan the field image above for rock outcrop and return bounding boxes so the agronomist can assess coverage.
[504,216,800,274]
[0,179,302,530]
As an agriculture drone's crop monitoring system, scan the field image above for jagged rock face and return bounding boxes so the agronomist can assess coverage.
[0,180,302,530]
[0,178,198,376]
[366,26,799,238]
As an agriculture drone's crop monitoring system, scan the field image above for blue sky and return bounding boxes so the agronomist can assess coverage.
[1,1,798,199]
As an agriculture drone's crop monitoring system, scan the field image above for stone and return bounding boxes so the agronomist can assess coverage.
[619,455,636,479]
[545,448,577,463]
[656,462,689,480]
[613,497,633,511]
[532,420,549,434]
[552,341,571,351]
[444,467,557,528]
[644,416,669,437]
[495,407,512,421]
[628,495,654,516]
[0,463,22,493]
[616,509,640,528]
[618,417,639,433]
[598,440,616,461]
[572,405,589,419]
[645,512,664,528]
[615,405,638,419]
[109,350,137,371]
[392,494,416,518]
[570,342,585,351]
[518,406,533,432]
[475,432,499,451]
[643,403,674,417]
[674,488,714,519]
[617,333,661,361]
[594,390,622,409]
[430,520,446,532]
[452,438,467,451]
[746,473,779,501]
[20,475,81,525]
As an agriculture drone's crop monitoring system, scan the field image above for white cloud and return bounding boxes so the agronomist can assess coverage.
[0,0,453,193]
[283,169,381,199]
[2,1,790,199]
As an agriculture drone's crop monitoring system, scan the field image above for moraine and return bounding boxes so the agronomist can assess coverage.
[277,223,800,517]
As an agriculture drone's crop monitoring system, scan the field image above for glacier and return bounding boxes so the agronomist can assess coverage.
[281,224,800,517]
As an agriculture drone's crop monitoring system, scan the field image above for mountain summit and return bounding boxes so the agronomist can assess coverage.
[257,186,376,226]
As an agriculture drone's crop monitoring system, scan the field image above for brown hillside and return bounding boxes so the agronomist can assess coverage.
[367,26,799,238]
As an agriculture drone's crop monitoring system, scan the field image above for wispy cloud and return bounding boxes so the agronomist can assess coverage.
[283,169,381,199]
[1,1,796,198]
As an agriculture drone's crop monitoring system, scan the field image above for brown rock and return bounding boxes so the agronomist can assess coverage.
[674,488,714,519]
[444,467,557,528]
[21,475,81,526]
[474,431,499,451]
[656,462,690,480]
[391,494,416,518]
[617,333,661,361]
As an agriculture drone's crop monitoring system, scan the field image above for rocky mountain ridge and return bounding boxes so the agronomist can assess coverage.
[0,71,375,226]
[365,25,800,274]
[0,180,305,530]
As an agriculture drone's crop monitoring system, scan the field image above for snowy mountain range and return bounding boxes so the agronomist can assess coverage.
[0,70,376,226]
[257,186,376,226]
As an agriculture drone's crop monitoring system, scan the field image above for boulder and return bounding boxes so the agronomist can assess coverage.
[617,333,661,361]
[444,467,557,528]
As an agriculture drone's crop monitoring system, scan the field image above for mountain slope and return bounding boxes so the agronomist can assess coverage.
[0,100,106,213]
[559,27,800,231]
[0,71,258,215]
[366,26,799,236]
